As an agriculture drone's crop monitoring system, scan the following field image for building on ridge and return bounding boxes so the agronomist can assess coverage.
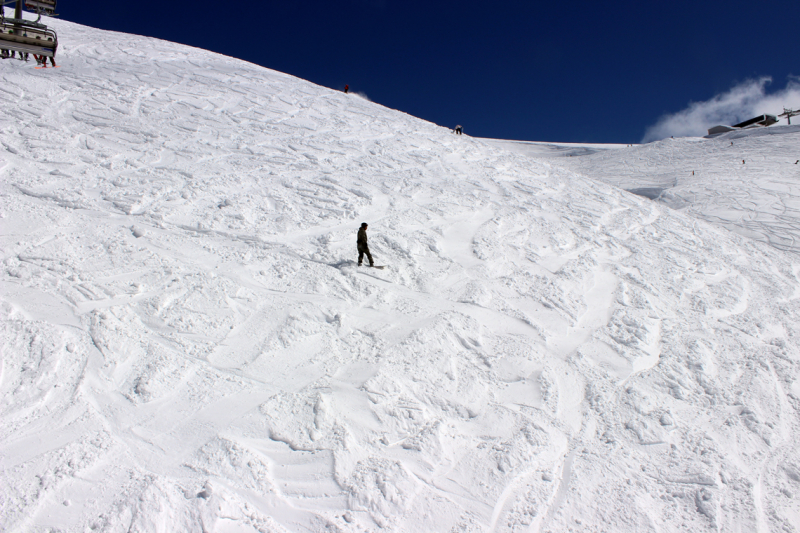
[706,114,779,137]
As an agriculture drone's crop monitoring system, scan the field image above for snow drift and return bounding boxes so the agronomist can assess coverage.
[2,11,800,533]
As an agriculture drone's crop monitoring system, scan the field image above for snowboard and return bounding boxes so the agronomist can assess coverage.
[35,65,60,69]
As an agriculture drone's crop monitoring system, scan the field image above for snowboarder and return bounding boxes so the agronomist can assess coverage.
[454,125,463,135]
[344,84,349,94]
[357,223,374,266]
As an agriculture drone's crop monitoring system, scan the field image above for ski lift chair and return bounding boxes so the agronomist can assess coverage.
[24,0,57,16]
[0,16,57,61]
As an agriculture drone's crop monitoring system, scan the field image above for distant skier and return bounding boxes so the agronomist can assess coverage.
[357,222,374,267]
[344,84,349,94]
[454,125,463,135]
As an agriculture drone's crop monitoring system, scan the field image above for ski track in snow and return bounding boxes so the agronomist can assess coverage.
[2,10,800,533]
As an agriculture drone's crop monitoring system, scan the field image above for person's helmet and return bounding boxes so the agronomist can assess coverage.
[360,222,368,228]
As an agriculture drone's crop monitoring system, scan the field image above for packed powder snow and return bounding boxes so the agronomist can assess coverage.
[486,127,800,255]
[2,10,800,533]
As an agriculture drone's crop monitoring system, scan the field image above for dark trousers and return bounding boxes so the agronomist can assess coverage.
[358,246,373,266]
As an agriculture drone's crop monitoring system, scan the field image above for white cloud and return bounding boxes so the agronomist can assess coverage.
[642,77,800,142]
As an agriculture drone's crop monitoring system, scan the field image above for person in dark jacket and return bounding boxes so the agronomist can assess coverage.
[357,222,374,266]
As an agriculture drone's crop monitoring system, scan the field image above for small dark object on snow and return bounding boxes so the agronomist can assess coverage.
[454,125,463,135]
[357,222,373,266]
[743,160,745,164]
[344,84,349,93]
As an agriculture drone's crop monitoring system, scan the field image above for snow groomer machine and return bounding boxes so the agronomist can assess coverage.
[1,0,58,66]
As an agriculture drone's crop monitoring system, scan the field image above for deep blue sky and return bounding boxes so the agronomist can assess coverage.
[51,1,800,143]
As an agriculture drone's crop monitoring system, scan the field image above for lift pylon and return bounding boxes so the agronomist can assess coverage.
[778,108,799,125]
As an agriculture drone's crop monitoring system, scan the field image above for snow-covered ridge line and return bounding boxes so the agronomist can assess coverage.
[2,12,800,533]
[488,124,800,255]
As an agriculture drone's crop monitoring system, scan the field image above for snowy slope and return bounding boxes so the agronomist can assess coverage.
[480,139,631,159]
[2,12,800,533]
[486,127,800,254]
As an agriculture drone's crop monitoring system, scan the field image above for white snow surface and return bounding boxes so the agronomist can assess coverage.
[2,13,800,533]
[486,127,800,255]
